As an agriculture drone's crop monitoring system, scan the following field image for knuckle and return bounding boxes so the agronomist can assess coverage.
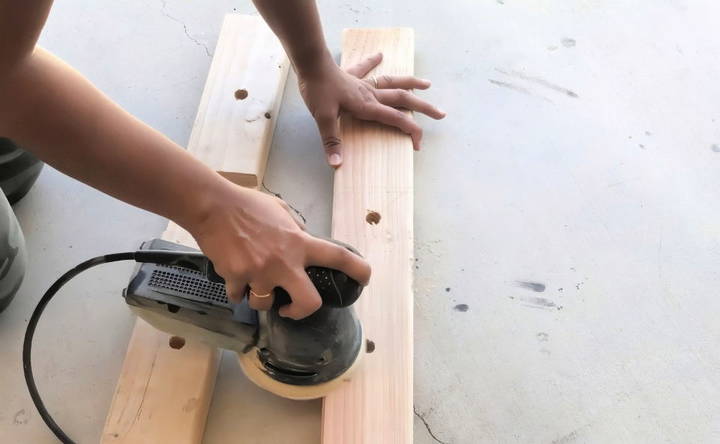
[394,109,408,122]
[246,254,270,273]
[381,74,393,86]
[332,245,352,265]
[398,89,412,100]
[323,136,342,149]
[286,228,307,244]
[223,262,247,280]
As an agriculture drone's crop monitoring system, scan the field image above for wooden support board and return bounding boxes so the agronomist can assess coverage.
[187,14,289,188]
[101,14,289,443]
[322,29,415,444]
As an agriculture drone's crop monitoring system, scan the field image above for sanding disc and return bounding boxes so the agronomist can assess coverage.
[237,329,365,401]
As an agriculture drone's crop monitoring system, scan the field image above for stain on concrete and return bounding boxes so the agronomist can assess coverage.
[510,295,563,311]
[552,424,592,444]
[445,287,451,292]
[454,304,469,312]
[526,297,556,308]
[496,68,579,98]
[712,144,720,153]
[537,332,549,342]
[552,429,581,444]
[517,281,546,292]
[488,79,535,97]
[13,409,28,425]
[562,37,576,48]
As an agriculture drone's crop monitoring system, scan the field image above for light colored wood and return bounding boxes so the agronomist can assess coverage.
[100,316,219,444]
[322,28,415,444]
[101,14,288,443]
[187,14,290,188]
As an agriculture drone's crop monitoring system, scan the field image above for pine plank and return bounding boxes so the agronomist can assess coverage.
[321,28,415,444]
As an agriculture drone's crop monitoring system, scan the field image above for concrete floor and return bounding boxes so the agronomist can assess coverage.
[2,0,720,443]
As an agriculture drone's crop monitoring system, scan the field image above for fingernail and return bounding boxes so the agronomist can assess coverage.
[438,109,447,117]
[329,153,342,167]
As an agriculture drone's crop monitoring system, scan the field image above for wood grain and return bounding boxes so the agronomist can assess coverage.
[101,14,288,443]
[321,28,415,444]
[187,14,289,188]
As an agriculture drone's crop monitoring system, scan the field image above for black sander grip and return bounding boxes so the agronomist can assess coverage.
[133,240,364,308]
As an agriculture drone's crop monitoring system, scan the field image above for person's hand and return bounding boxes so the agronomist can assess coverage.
[298,52,446,167]
[188,182,371,319]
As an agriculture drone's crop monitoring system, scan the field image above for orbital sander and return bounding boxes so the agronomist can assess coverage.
[23,238,366,444]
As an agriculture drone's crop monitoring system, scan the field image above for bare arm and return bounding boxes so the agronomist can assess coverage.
[250,0,331,77]
[252,0,446,167]
[0,1,370,319]
[0,1,231,230]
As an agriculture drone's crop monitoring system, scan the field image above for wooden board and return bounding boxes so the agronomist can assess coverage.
[186,14,289,188]
[322,28,415,444]
[101,14,289,444]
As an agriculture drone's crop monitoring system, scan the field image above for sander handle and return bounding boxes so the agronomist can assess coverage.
[133,249,363,308]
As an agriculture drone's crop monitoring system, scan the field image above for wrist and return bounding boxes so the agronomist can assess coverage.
[292,46,335,78]
[173,175,246,236]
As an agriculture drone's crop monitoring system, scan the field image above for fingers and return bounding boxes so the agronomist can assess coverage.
[372,74,431,90]
[365,103,423,150]
[346,52,383,78]
[225,280,248,303]
[375,89,446,120]
[278,272,323,320]
[248,282,275,311]
[315,111,343,168]
[305,237,371,286]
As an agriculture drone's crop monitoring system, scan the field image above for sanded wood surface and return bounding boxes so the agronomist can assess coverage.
[187,14,289,188]
[322,28,415,444]
[101,14,288,443]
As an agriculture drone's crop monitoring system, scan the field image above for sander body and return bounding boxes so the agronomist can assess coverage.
[124,238,365,400]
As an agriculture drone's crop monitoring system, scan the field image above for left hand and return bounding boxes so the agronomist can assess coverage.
[298,52,446,167]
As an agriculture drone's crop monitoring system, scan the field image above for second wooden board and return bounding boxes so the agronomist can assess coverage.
[322,28,415,444]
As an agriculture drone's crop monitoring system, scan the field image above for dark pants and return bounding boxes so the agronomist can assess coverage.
[0,138,38,313]
[0,190,25,312]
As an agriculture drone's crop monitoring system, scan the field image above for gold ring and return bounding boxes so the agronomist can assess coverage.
[370,75,378,88]
[249,288,272,299]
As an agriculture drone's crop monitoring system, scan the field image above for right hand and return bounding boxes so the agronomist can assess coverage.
[187,182,371,319]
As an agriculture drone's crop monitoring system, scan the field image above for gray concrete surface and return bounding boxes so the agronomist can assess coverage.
[2,0,720,443]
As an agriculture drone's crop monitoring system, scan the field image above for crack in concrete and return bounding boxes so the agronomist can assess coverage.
[414,405,449,444]
[160,0,212,57]
[261,181,308,224]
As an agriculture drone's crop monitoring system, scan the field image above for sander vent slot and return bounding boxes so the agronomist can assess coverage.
[148,265,229,304]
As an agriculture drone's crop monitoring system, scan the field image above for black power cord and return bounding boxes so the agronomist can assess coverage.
[23,253,136,444]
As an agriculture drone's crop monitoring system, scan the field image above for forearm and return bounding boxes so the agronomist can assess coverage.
[0,48,231,230]
[252,0,333,75]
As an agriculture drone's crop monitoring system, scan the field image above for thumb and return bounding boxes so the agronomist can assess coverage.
[316,112,343,168]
